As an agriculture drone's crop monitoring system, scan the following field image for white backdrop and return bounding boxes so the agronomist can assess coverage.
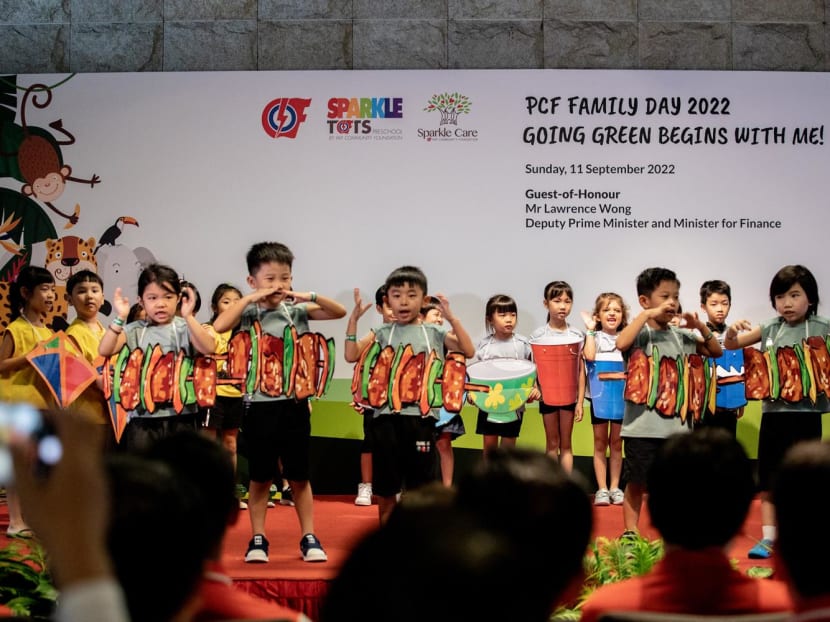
[3,69,827,378]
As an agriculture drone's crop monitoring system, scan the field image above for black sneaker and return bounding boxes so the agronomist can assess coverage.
[300,533,328,562]
[245,534,269,563]
[280,485,295,506]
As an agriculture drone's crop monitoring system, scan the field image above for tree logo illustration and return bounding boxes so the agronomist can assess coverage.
[423,92,472,126]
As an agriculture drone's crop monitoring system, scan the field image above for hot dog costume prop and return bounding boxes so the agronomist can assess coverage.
[622,337,830,421]
[349,343,506,416]
[100,322,335,440]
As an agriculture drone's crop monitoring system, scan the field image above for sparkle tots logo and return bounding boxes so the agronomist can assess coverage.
[261,98,312,139]
[326,97,404,142]
[419,92,478,142]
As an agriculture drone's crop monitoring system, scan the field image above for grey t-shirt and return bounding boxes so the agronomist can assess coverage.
[759,315,830,414]
[621,325,699,439]
[372,321,449,417]
[237,301,310,402]
[124,316,195,418]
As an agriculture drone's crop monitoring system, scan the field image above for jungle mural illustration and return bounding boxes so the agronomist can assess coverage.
[0,75,156,335]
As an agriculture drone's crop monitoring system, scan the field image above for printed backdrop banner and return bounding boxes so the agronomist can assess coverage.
[1,70,827,379]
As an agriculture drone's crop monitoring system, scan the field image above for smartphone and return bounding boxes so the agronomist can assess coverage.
[0,403,62,485]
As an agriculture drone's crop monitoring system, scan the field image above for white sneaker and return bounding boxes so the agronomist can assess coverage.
[355,482,373,506]
[594,489,611,506]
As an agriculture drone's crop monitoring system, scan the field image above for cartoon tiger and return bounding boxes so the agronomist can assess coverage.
[42,236,98,330]
[0,236,99,336]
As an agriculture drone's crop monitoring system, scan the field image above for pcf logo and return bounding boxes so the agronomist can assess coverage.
[261,98,312,139]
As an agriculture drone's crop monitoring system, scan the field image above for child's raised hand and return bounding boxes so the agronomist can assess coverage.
[112,287,131,319]
[580,310,597,330]
[179,285,197,317]
[726,319,753,338]
[248,287,281,303]
[681,310,703,330]
[646,299,675,320]
[289,291,319,304]
[350,288,373,320]
[434,293,455,321]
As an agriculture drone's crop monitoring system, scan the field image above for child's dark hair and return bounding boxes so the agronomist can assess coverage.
[421,295,442,317]
[374,285,387,307]
[66,269,103,295]
[138,264,181,298]
[178,280,201,315]
[385,266,427,293]
[9,266,54,320]
[770,264,819,317]
[484,294,518,332]
[542,280,573,301]
[542,281,572,322]
[246,242,294,275]
[209,283,242,323]
[127,303,145,323]
[591,292,629,332]
[636,267,679,297]
[699,280,731,305]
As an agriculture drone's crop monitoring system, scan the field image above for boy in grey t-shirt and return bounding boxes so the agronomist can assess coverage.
[615,267,722,535]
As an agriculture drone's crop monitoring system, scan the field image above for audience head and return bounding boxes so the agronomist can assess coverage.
[455,447,593,616]
[648,428,754,549]
[105,452,210,622]
[773,439,830,601]
[320,503,531,622]
[142,430,238,559]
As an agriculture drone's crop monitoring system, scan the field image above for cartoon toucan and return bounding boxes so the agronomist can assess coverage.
[94,216,139,253]
[0,214,23,255]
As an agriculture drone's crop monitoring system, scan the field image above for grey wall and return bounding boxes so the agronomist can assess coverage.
[0,0,827,73]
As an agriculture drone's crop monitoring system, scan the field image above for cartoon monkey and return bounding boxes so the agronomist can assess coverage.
[0,83,100,226]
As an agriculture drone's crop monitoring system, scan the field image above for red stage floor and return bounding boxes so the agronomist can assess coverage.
[220,494,777,619]
[1,494,778,621]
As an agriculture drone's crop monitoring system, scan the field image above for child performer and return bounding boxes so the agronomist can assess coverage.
[99,263,215,451]
[65,270,115,451]
[616,267,722,534]
[529,281,586,472]
[698,280,743,435]
[213,242,346,564]
[724,265,828,559]
[346,285,395,505]
[344,266,474,525]
[200,284,247,507]
[422,296,466,485]
[0,266,56,537]
[582,292,628,506]
[473,294,538,461]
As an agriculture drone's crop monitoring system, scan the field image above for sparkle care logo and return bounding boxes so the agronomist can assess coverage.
[419,92,478,142]
[261,98,312,139]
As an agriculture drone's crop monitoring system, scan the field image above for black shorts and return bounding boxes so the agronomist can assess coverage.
[120,413,201,453]
[695,407,738,437]
[621,437,667,486]
[757,411,822,491]
[475,408,523,438]
[201,395,244,431]
[361,411,374,453]
[369,415,438,497]
[242,399,311,484]
[539,402,576,414]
